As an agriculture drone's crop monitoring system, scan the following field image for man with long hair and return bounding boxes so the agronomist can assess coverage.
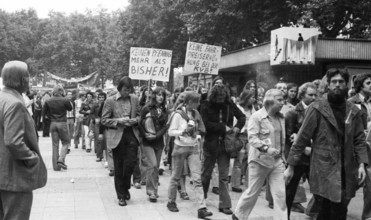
[200,84,246,216]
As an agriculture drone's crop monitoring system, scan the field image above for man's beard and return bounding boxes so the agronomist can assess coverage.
[328,87,348,104]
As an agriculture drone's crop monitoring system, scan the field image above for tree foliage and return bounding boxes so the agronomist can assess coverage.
[0,0,370,84]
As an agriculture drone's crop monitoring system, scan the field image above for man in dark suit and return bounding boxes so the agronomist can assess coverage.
[0,61,47,219]
[102,76,141,206]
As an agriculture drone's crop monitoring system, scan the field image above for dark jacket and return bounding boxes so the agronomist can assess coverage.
[43,96,73,122]
[284,101,310,165]
[287,98,369,202]
[79,100,94,126]
[0,88,47,192]
[348,93,371,171]
[139,105,168,149]
[200,100,246,153]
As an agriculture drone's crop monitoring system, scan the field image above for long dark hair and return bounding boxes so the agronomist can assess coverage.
[148,87,167,110]
[208,85,231,103]
[139,87,149,107]
[239,89,255,107]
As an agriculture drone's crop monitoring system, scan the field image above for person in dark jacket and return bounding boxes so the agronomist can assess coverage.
[285,68,369,220]
[348,73,371,220]
[200,84,246,215]
[284,82,317,218]
[0,61,47,220]
[79,92,95,153]
[33,95,43,130]
[139,87,168,202]
[43,84,73,171]
[92,92,107,162]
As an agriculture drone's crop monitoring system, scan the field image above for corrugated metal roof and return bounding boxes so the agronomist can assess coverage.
[220,38,371,70]
[316,38,371,60]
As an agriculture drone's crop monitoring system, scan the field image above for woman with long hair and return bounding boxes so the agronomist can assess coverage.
[139,87,169,202]
[167,91,212,218]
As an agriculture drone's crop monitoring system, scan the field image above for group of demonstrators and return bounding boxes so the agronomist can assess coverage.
[1,60,370,220]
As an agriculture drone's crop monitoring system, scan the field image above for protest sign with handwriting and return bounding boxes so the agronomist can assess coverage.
[183,42,222,76]
[129,47,172,82]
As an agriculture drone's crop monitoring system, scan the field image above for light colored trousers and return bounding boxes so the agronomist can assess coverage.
[168,144,206,209]
[235,159,287,220]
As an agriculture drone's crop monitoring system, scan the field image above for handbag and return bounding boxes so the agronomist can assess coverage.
[223,105,244,157]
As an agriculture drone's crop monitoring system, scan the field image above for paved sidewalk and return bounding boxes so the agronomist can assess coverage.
[30,134,363,220]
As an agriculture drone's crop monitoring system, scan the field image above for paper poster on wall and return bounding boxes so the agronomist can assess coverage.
[183,42,222,76]
[271,27,320,65]
[129,47,172,82]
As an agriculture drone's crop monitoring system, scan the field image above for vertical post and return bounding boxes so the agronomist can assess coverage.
[196,73,202,92]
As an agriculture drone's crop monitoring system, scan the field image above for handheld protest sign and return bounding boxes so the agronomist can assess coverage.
[183,42,222,76]
[129,47,172,82]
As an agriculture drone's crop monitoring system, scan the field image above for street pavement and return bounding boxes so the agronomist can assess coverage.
[30,134,364,220]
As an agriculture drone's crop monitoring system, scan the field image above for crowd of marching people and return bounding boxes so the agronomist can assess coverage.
[10,68,371,220]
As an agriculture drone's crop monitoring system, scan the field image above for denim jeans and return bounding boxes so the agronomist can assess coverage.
[73,118,85,147]
[142,146,163,196]
[168,144,206,209]
[230,149,244,188]
[202,148,231,209]
[66,118,74,140]
[50,121,70,170]
[234,160,287,220]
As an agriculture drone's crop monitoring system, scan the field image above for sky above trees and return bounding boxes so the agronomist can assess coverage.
[1,0,129,18]
[1,0,370,87]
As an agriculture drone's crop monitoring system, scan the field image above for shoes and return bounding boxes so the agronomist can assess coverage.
[82,145,86,150]
[86,149,91,153]
[218,208,233,215]
[109,170,114,176]
[134,183,141,189]
[268,203,273,209]
[291,203,305,213]
[124,191,131,200]
[96,158,102,162]
[212,187,219,195]
[118,198,127,206]
[232,214,239,220]
[159,168,164,175]
[198,208,212,219]
[57,161,68,170]
[180,192,190,200]
[149,194,157,202]
[231,187,243,193]
[167,202,179,212]
[67,149,70,154]
[74,145,78,149]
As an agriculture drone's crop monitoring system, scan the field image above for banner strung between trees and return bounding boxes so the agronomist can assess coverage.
[129,47,172,82]
[183,41,222,76]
